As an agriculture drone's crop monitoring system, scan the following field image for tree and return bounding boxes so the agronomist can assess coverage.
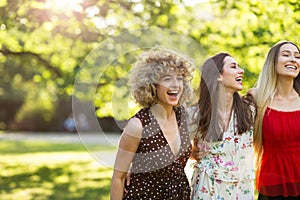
[0,0,299,130]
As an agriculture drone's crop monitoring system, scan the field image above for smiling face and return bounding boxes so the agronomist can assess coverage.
[276,43,300,78]
[219,56,244,93]
[156,70,183,108]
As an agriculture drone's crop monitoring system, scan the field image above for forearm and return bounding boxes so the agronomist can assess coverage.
[110,174,125,200]
[110,118,142,199]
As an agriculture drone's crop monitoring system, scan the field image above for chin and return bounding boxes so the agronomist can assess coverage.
[236,87,243,92]
[169,102,179,107]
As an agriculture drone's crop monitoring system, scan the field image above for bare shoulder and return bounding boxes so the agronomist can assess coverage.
[117,117,143,152]
[248,88,257,98]
[122,117,143,138]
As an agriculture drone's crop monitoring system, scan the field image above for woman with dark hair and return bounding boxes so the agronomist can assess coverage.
[189,53,255,199]
[250,41,300,199]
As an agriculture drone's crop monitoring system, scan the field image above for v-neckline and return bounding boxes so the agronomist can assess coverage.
[149,108,182,157]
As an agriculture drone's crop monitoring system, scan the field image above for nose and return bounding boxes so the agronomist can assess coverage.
[290,55,297,62]
[238,67,244,74]
[172,78,180,86]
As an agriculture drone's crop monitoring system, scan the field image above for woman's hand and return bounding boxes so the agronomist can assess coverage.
[191,137,209,162]
[124,172,131,193]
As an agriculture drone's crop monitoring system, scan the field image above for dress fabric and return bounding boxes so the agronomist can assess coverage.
[123,106,192,200]
[256,107,300,197]
[190,111,255,200]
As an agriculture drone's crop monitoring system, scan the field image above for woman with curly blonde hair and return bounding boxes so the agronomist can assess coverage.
[111,47,195,199]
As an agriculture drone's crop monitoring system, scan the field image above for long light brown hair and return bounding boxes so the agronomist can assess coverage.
[254,41,300,165]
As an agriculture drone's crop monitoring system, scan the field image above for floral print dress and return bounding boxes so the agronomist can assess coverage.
[190,111,255,200]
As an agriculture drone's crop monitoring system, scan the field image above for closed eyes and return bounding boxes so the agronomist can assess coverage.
[281,51,300,59]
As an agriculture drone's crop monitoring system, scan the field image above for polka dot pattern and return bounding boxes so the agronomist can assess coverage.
[123,106,192,199]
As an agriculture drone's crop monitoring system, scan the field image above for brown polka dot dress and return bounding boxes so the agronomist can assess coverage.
[123,106,192,200]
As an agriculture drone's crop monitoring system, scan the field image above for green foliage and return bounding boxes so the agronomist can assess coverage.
[1,0,300,128]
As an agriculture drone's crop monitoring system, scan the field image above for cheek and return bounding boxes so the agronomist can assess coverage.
[275,64,283,73]
[220,74,231,83]
[277,56,288,65]
[156,87,162,96]
[156,85,167,95]
[179,81,184,88]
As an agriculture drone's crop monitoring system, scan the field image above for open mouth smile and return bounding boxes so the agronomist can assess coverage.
[167,90,179,97]
[285,64,298,70]
[235,76,243,84]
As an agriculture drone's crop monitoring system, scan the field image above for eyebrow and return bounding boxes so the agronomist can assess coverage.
[229,62,239,66]
[162,74,174,78]
[281,50,300,54]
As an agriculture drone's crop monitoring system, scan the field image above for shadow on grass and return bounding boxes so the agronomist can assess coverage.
[0,161,112,200]
[0,140,114,199]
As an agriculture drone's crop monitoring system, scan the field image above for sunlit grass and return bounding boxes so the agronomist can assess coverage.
[0,140,115,154]
[0,140,258,199]
[0,140,114,200]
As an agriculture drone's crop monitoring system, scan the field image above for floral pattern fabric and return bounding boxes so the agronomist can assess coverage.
[189,108,255,200]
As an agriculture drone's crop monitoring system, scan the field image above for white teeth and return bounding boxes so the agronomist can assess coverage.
[167,90,178,95]
[286,65,297,70]
[168,90,178,94]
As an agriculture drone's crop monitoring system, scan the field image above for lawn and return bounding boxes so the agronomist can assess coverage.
[0,140,116,200]
[0,139,258,200]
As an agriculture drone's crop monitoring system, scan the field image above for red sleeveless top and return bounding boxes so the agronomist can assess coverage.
[256,107,300,196]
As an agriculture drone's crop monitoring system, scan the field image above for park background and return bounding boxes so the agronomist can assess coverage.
[0,0,299,199]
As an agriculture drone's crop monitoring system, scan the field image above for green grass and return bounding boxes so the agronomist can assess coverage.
[0,140,259,199]
[0,140,115,200]
[0,140,115,154]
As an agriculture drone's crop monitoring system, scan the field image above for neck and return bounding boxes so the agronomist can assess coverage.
[218,88,234,114]
[151,104,174,120]
[225,92,234,113]
[217,90,234,132]
[276,78,296,97]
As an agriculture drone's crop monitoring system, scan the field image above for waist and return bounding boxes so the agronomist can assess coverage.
[264,143,300,153]
[193,162,254,182]
[131,162,185,175]
[131,172,189,186]
[257,183,300,197]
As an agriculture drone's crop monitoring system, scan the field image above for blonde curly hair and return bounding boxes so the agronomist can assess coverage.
[129,47,195,107]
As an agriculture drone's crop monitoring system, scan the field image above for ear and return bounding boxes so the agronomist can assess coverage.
[217,75,222,82]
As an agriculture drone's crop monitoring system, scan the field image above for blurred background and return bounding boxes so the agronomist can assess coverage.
[0,0,299,199]
[1,0,300,132]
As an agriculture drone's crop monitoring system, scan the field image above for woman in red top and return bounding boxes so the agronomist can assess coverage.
[250,41,300,199]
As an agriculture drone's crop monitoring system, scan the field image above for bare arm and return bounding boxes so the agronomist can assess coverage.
[247,88,257,100]
[110,118,142,200]
[186,106,208,161]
